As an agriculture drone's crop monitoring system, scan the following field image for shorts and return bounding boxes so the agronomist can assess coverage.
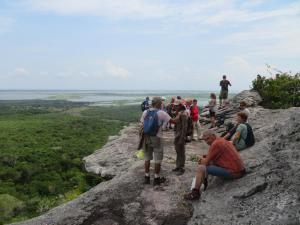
[220,90,228,99]
[209,110,216,118]
[144,136,164,164]
[198,165,233,179]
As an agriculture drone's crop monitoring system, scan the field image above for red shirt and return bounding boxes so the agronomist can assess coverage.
[190,106,199,121]
[207,137,245,175]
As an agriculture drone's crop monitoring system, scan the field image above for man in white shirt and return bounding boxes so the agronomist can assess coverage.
[140,97,173,186]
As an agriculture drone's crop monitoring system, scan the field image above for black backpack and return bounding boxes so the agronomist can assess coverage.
[245,123,255,147]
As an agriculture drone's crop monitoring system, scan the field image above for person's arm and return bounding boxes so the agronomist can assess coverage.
[170,111,180,124]
[178,114,188,144]
[198,155,209,165]
[223,132,230,140]
[206,142,223,163]
[232,131,241,143]
[229,80,232,86]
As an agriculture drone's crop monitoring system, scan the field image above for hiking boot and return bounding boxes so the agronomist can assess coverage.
[153,177,166,186]
[176,168,185,176]
[172,167,180,172]
[184,188,201,200]
[144,176,150,184]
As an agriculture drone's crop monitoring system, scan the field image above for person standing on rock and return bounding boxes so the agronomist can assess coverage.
[140,97,173,186]
[141,96,150,112]
[172,100,189,176]
[190,99,201,140]
[184,130,245,200]
[219,75,232,107]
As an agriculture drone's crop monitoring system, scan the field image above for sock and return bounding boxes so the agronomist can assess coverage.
[154,173,159,178]
[145,173,150,177]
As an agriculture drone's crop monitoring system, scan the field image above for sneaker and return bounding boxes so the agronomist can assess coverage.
[176,168,185,176]
[184,188,201,200]
[144,176,150,184]
[172,167,180,172]
[153,177,166,186]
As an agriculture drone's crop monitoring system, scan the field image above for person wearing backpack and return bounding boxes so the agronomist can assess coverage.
[172,100,189,176]
[140,97,173,186]
[231,112,250,151]
[141,96,150,112]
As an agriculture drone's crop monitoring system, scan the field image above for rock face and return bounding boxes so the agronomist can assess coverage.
[13,90,300,225]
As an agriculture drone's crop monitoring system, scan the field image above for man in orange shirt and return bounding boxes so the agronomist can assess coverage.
[184,130,245,200]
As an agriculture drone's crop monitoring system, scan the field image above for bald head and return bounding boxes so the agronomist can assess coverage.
[202,130,217,145]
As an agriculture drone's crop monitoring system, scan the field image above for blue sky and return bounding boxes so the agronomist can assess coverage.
[0,0,299,90]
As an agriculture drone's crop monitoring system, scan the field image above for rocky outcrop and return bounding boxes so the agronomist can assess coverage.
[13,90,300,225]
[188,107,300,225]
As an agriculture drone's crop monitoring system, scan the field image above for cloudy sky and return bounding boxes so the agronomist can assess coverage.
[0,0,299,90]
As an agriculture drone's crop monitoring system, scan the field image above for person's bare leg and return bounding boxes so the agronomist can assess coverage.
[194,170,205,189]
[211,117,216,127]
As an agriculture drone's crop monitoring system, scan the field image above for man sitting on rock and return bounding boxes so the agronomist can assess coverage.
[184,130,245,200]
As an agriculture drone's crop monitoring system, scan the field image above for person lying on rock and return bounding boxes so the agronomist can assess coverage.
[184,130,245,200]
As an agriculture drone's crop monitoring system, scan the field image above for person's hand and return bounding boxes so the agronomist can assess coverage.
[198,155,207,165]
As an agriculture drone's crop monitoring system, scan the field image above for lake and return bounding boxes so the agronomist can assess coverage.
[0,90,236,106]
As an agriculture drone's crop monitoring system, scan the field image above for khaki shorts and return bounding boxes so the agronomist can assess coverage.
[220,90,228,99]
[144,136,164,164]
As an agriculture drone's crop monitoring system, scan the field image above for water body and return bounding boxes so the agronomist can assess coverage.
[0,90,236,106]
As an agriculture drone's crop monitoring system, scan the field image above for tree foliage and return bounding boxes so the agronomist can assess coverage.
[0,100,139,224]
[252,72,300,109]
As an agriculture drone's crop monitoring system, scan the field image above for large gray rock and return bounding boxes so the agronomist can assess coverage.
[188,107,300,225]
[12,91,300,225]
[231,90,262,106]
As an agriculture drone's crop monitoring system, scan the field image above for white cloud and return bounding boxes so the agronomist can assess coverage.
[21,0,300,26]
[22,0,170,19]
[225,56,251,71]
[216,15,300,58]
[103,60,129,79]
[14,68,30,76]
[223,56,267,88]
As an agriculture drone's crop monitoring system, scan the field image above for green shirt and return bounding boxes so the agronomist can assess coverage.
[233,123,248,150]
